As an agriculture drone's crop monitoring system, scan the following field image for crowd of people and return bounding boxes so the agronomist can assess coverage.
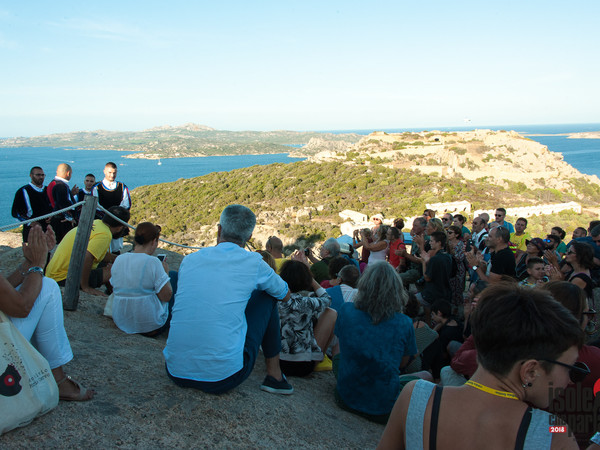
[5,165,600,447]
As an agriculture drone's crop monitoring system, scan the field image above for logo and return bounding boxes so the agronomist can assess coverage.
[0,364,23,397]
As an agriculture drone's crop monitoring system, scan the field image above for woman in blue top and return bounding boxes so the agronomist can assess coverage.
[334,261,417,423]
[378,283,585,449]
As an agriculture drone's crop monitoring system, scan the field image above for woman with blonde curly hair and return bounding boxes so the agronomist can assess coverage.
[334,261,417,423]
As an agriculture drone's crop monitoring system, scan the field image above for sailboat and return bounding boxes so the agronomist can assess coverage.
[157,158,162,166]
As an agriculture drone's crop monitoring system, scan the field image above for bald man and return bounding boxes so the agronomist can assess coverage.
[47,163,79,243]
[265,236,288,273]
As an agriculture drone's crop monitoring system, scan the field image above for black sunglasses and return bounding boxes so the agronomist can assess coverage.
[542,359,590,383]
[583,309,597,317]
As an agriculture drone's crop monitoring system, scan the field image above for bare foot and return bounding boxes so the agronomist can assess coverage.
[57,376,95,401]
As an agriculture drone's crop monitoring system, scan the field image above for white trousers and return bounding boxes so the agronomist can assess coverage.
[11,277,74,369]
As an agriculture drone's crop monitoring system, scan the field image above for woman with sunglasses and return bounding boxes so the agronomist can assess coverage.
[543,281,600,447]
[110,222,175,336]
[547,241,595,305]
[378,283,585,449]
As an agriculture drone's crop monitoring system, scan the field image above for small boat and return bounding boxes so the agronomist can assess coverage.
[157,159,162,166]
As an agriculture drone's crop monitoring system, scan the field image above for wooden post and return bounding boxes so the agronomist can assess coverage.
[63,196,98,311]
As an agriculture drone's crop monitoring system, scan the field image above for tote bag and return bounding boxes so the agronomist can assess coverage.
[0,310,59,435]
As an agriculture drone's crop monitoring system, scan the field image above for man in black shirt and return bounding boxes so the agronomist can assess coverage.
[47,163,79,243]
[467,226,516,284]
[11,166,52,242]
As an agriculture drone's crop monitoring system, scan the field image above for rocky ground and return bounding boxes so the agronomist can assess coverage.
[0,232,383,448]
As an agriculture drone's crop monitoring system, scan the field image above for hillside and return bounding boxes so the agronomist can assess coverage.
[306,129,600,193]
[129,144,600,251]
[0,123,360,158]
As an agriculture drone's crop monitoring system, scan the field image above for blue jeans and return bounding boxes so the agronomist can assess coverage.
[166,290,281,394]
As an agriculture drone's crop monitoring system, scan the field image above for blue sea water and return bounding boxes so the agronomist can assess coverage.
[1,123,599,229]
[0,149,304,229]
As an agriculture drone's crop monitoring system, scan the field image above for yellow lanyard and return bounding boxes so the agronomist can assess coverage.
[465,380,519,400]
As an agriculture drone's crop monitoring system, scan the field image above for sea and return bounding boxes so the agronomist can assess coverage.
[1,123,599,229]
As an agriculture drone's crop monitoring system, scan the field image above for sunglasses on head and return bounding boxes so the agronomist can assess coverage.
[583,309,597,317]
[542,359,590,383]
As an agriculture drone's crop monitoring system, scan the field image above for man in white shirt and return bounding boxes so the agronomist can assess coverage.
[92,162,131,253]
[164,204,293,395]
[471,216,489,252]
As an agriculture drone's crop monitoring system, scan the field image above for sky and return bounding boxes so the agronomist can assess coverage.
[0,1,599,136]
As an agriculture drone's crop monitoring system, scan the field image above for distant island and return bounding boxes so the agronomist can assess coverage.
[0,123,361,158]
[567,131,600,139]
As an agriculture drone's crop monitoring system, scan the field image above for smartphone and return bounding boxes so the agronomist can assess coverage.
[157,254,166,262]
[465,239,471,252]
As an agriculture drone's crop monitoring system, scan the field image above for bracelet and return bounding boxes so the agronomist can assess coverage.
[25,266,44,276]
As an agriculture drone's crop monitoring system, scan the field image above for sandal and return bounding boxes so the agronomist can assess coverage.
[57,375,95,402]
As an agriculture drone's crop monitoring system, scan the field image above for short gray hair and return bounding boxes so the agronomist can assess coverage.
[322,238,340,257]
[219,204,256,245]
[354,262,407,325]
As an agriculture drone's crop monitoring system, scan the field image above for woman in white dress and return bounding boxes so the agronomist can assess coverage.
[360,225,389,265]
[110,223,174,336]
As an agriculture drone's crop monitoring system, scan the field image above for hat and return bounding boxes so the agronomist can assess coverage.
[526,238,545,254]
[371,213,384,221]
[338,242,352,255]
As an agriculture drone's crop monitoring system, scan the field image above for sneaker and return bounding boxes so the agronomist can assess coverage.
[314,355,333,372]
[260,374,294,395]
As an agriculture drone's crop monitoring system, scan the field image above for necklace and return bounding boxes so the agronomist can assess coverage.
[465,380,519,400]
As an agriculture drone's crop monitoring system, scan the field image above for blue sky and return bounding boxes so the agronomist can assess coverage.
[1,1,598,136]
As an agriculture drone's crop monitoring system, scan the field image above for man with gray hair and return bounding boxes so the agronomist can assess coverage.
[164,204,293,395]
[308,237,340,283]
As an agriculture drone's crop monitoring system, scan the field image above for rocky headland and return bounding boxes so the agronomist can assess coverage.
[306,129,600,192]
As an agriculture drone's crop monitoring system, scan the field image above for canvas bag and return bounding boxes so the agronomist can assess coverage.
[0,310,59,435]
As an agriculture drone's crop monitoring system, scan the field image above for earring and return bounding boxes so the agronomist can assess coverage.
[522,382,532,388]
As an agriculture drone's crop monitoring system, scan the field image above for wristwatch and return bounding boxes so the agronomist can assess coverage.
[26,266,44,276]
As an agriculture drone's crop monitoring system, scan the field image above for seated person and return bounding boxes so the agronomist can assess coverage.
[518,257,546,288]
[265,236,287,273]
[379,283,584,449]
[320,256,351,289]
[110,222,175,336]
[421,300,463,379]
[333,262,417,424]
[544,281,600,447]
[1,224,93,401]
[402,295,437,378]
[164,205,293,395]
[278,257,337,376]
[307,238,340,283]
[414,231,453,317]
[45,206,130,296]
[326,264,360,311]
[550,226,568,257]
